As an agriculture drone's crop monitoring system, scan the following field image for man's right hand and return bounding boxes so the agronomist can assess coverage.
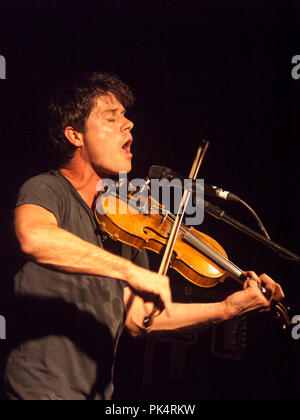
[125,265,172,317]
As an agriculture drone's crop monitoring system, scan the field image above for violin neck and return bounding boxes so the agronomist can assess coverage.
[183,230,244,283]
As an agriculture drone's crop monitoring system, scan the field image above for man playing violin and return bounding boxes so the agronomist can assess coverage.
[3,71,284,400]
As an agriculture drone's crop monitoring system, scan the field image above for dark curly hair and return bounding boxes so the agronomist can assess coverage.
[47,71,135,164]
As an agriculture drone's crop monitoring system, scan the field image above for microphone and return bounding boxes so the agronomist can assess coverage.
[148,165,273,240]
[148,165,239,202]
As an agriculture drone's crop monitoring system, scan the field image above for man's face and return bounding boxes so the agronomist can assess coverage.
[81,92,134,177]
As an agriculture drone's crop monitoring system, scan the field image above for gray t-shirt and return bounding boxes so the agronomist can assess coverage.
[4,170,149,400]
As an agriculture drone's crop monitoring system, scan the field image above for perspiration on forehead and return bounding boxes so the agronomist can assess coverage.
[91,93,125,115]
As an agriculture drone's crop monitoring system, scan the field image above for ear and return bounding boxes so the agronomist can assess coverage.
[64,126,84,147]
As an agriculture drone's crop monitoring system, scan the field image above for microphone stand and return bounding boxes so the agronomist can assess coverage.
[203,200,299,263]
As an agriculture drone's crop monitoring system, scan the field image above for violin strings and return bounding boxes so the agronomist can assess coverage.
[161,206,242,272]
[124,194,240,270]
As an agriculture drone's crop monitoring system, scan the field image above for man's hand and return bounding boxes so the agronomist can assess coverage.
[125,265,172,317]
[224,271,285,318]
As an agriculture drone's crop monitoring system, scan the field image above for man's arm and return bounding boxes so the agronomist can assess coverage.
[15,203,172,314]
[124,272,285,336]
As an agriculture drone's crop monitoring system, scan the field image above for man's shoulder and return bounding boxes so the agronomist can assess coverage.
[16,170,76,225]
[20,170,70,193]
[16,169,72,208]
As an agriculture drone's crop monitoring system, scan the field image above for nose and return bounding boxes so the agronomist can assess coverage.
[122,116,134,132]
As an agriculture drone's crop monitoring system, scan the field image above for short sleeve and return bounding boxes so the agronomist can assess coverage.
[15,174,65,226]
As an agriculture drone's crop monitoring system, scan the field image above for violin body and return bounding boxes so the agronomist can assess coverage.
[96,194,228,288]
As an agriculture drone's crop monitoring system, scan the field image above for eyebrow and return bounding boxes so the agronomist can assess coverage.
[101,107,126,115]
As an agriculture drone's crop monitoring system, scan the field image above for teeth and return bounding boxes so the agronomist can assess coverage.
[123,140,131,150]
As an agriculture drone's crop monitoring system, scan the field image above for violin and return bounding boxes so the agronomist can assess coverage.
[94,183,291,329]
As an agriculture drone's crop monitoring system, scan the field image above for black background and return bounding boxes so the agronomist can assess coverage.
[0,0,299,400]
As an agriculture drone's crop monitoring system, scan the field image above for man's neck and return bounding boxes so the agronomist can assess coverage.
[59,156,101,208]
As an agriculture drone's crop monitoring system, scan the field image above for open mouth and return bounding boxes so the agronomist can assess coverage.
[122,139,133,154]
